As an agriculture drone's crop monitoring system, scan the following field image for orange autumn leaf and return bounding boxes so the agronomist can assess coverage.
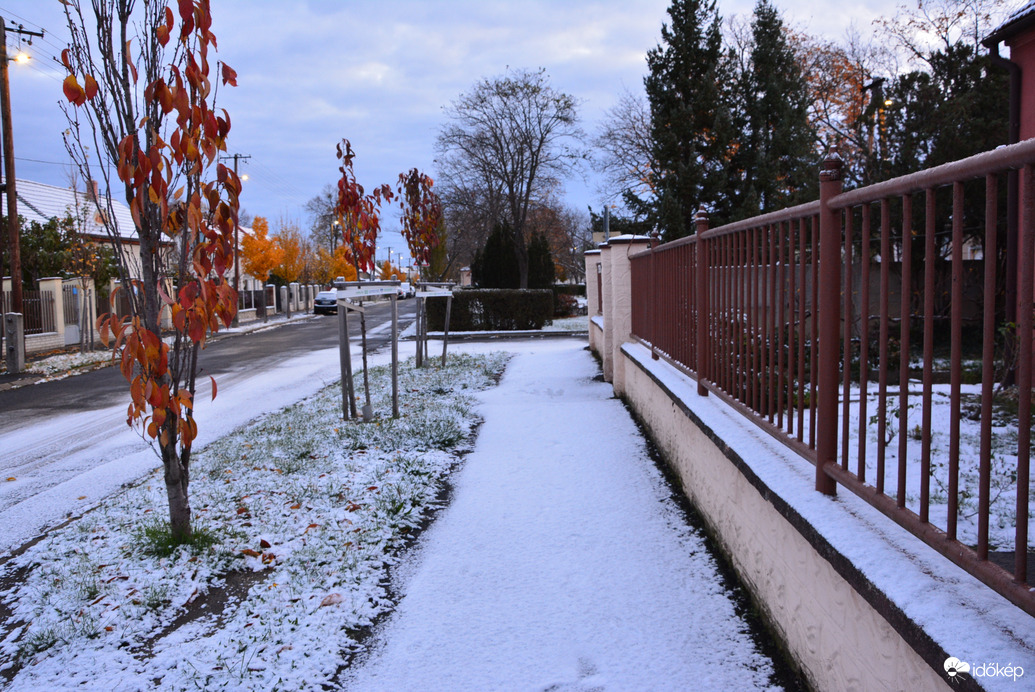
[63,75,87,105]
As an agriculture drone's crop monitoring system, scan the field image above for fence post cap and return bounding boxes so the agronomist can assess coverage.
[821,156,843,182]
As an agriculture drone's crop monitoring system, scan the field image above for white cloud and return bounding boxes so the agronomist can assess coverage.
[9,0,913,234]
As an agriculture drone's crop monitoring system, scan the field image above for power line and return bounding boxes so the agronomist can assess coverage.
[16,156,73,167]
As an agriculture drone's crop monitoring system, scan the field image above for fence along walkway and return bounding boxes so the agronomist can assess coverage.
[630,138,1035,617]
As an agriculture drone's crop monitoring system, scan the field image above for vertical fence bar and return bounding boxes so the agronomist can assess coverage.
[877,199,891,495]
[898,194,913,508]
[816,157,843,495]
[757,225,765,409]
[767,223,777,421]
[724,234,733,393]
[740,230,749,404]
[777,221,787,430]
[921,187,936,524]
[807,213,815,444]
[792,220,800,437]
[842,209,854,469]
[695,213,710,396]
[735,231,744,403]
[1015,165,1033,583]
[948,181,965,540]
[797,218,806,441]
[978,175,998,560]
[650,243,658,359]
[859,203,872,482]
[686,243,693,366]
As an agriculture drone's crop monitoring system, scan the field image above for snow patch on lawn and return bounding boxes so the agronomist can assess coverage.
[0,353,508,691]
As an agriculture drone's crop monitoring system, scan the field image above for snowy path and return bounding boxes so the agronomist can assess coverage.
[343,340,784,691]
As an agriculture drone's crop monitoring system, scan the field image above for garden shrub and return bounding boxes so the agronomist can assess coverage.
[427,289,553,331]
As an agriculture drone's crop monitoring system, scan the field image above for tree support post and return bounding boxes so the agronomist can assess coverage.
[441,294,452,366]
[337,301,357,419]
[391,292,399,418]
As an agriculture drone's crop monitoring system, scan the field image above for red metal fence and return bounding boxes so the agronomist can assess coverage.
[630,138,1035,616]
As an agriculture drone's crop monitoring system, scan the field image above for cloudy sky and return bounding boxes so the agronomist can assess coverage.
[0,0,963,263]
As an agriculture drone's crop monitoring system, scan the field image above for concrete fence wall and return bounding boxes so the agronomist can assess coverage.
[583,240,1030,692]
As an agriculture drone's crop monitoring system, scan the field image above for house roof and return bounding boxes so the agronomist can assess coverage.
[14,177,253,246]
[984,1,1035,46]
[13,178,137,241]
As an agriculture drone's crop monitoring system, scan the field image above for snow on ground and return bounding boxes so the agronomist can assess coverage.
[0,314,396,555]
[0,351,510,690]
[0,338,790,691]
[760,372,1031,551]
[341,340,785,691]
[622,343,1035,691]
[1,340,344,556]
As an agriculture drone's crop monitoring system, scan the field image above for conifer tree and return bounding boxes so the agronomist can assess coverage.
[740,0,818,215]
[472,223,520,288]
[643,0,736,240]
[527,232,555,289]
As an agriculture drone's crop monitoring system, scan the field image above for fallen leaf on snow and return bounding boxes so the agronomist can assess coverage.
[319,593,343,607]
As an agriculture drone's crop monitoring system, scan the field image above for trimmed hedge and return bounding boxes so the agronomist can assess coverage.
[551,284,586,317]
[553,284,586,298]
[427,289,553,331]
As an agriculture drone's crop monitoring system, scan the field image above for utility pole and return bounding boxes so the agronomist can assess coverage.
[220,152,250,326]
[0,18,42,315]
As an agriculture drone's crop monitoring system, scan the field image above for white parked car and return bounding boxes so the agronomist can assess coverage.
[397,282,415,299]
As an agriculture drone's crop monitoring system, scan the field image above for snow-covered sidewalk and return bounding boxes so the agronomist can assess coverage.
[342,339,788,691]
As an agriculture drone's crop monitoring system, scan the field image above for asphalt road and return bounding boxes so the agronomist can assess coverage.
[0,299,417,553]
[0,298,417,425]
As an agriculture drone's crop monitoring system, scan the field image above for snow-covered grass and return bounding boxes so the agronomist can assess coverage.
[0,352,508,691]
[784,379,1032,552]
[0,348,116,382]
[842,381,1032,551]
[543,315,588,332]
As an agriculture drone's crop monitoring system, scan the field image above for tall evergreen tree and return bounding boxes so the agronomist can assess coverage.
[644,0,736,241]
[471,223,520,288]
[740,0,818,215]
[527,232,556,289]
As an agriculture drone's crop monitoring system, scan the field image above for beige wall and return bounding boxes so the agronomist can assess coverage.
[583,233,982,691]
[619,351,949,691]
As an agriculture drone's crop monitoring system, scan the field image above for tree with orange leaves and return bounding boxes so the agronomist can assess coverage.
[271,220,311,283]
[397,168,442,275]
[241,216,283,286]
[377,260,405,281]
[60,0,240,540]
[334,139,393,418]
[313,247,358,285]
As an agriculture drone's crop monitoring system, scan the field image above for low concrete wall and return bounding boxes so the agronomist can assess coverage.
[25,331,63,355]
[611,342,1033,692]
[618,345,943,690]
[586,226,1033,691]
